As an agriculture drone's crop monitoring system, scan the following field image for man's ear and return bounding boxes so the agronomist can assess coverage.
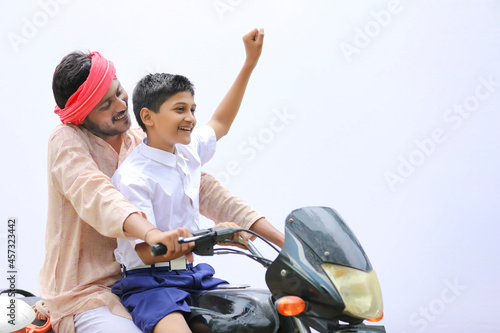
[141,108,154,128]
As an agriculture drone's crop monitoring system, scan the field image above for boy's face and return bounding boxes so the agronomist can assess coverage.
[147,91,196,152]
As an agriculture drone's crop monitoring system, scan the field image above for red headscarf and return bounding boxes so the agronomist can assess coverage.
[54,51,117,125]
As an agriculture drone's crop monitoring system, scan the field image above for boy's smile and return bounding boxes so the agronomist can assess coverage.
[144,91,197,153]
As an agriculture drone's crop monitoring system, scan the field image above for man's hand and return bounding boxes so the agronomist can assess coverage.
[214,221,250,247]
[242,28,264,69]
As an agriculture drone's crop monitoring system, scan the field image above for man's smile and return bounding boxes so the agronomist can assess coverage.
[113,111,128,122]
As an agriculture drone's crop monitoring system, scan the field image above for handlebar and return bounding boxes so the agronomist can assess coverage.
[150,226,276,268]
[150,227,237,256]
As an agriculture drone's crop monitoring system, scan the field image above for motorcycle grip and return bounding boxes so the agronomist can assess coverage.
[150,243,167,256]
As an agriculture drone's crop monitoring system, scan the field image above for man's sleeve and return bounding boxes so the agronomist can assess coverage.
[199,172,263,229]
[48,126,142,238]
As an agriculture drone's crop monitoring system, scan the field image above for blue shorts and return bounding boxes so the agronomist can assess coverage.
[111,263,228,333]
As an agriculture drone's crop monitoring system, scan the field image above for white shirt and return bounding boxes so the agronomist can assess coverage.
[112,125,217,268]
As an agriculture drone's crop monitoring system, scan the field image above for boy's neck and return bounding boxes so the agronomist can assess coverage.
[145,133,175,154]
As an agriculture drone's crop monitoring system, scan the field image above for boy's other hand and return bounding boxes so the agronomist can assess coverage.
[243,28,264,68]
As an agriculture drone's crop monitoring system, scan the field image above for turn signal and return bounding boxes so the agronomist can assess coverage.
[367,313,384,322]
[276,296,306,316]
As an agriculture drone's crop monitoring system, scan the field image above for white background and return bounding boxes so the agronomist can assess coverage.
[1,1,499,332]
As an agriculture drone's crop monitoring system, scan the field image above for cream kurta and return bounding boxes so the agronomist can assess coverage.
[39,124,262,332]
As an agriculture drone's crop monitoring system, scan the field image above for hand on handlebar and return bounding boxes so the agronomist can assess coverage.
[149,225,276,267]
[150,224,250,257]
[214,222,250,248]
[146,227,195,263]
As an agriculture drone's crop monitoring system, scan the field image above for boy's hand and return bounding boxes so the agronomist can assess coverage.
[146,227,195,263]
[242,28,264,69]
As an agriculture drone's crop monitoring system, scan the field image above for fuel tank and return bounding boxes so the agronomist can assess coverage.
[188,287,279,333]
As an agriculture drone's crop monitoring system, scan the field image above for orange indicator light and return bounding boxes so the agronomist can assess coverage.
[367,312,384,322]
[276,296,306,316]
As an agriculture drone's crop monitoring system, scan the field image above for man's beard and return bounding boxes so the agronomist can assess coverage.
[82,114,131,138]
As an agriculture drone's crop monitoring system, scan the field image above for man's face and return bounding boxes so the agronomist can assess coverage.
[146,91,197,152]
[82,79,131,137]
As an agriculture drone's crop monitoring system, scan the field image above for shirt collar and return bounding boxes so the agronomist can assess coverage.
[139,138,188,167]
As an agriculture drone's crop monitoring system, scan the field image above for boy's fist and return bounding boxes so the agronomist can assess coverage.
[243,28,264,68]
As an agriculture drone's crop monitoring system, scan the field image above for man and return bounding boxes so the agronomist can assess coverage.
[39,36,284,332]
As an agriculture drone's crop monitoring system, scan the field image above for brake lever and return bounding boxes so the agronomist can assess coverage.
[178,232,214,244]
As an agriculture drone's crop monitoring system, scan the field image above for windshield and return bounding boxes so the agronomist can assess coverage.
[285,207,372,271]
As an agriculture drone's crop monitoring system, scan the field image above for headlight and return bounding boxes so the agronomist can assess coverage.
[322,263,383,320]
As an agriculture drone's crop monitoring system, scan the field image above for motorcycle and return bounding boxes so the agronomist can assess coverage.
[3,206,385,333]
[151,206,386,333]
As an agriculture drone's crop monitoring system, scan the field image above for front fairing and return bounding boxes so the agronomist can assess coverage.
[266,207,381,325]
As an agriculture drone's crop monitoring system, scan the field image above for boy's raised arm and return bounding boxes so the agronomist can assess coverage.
[208,28,264,140]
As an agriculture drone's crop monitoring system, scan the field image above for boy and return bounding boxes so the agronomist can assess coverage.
[111,28,264,333]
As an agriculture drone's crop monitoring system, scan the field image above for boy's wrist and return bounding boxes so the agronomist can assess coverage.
[144,227,160,244]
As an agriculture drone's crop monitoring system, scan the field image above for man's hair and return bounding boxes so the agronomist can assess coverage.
[133,73,195,132]
[52,51,92,109]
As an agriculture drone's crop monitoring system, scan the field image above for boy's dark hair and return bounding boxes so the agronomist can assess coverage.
[52,51,92,109]
[133,73,195,132]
